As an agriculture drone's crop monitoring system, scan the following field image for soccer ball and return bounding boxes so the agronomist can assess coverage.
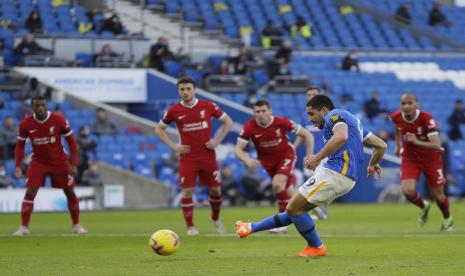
[149,230,180,256]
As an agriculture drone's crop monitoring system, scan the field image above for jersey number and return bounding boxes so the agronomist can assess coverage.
[213,170,221,183]
[437,169,444,183]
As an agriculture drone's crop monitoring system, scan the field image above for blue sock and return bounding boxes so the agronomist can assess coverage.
[251,212,292,232]
[290,212,322,247]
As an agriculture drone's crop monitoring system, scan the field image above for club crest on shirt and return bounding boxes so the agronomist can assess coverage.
[49,126,55,135]
[330,114,341,123]
[276,128,281,137]
[200,110,205,119]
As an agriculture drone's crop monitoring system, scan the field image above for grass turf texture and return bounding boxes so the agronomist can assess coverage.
[1,203,464,275]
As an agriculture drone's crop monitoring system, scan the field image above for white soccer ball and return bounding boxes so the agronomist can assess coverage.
[149,229,180,256]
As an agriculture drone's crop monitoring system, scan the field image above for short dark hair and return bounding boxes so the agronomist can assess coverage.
[177,76,196,88]
[253,99,271,108]
[306,94,335,110]
[306,86,320,92]
[31,95,46,104]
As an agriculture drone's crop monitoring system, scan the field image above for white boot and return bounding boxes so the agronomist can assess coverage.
[12,226,30,236]
[212,219,226,235]
[187,226,200,236]
[72,224,88,234]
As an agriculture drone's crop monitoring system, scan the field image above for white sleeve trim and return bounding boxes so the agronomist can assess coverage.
[237,137,249,144]
[427,131,439,137]
[63,130,73,137]
[363,132,373,141]
[17,136,27,141]
[332,122,347,132]
[292,124,302,134]
[219,113,226,120]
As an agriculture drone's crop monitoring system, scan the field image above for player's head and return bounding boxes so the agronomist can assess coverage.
[177,76,196,104]
[306,86,320,102]
[400,93,419,120]
[31,95,48,120]
[253,99,272,126]
[306,94,335,129]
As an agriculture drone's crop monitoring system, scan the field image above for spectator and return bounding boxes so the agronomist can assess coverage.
[394,3,411,25]
[93,44,119,65]
[228,47,255,75]
[0,163,12,188]
[220,165,241,206]
[149,37,174,72]
[429,3,450,27]
[0,116,17,159]
[81,161,103,187]
[290,16,312,39]
[261,20,283,49]
[0,95,4,110]
[15,100,32,120]
[14,34,50,56]
[364,91,383,120]
[21,77,45,100]
[76,126,97,183]
[341,50,359,71]
[101,13,124,35]
[0,18,17,31]
[447,99,465,140]
[161,152,179,172]
[270,41,292,78]
[86,8,103,31]
[240,167,273,203]
[243,93,257,109]
[91,108,118,136]
[25,10,43,34]
[53,104,63,116]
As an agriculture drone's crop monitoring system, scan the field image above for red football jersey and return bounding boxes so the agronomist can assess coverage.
[238,116,300,163]
[390,109,442,160]
[160,99,225,160]
[17,112,73,165]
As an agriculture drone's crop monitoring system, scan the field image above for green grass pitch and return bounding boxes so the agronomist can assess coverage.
[1,203,464,275]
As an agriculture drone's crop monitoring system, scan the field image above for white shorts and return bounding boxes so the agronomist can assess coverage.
[298,167,355,207]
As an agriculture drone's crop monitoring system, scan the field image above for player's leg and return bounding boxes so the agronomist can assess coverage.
[200,159,225,234]
[13,187,39,236]
[178,159,198,235]
[424,163,453,231]
[62,188,87,234]
[400,159,430,224]
[13,161,45,236]
[272,174,289,212]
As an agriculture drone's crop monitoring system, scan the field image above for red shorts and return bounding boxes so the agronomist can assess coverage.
[400,157,445,188]
[262,154,296,188]
[178,158,220,188]
[26,160,75,189]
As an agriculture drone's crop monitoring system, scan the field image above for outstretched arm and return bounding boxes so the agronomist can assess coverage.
[65,133,79,175]
[206,114,233,149]
[405,132,442,151]
[294,127,314,156]
[234,139,260,170]
[305,123,348,170]
[155,123,190,154]
[363,134,387,178]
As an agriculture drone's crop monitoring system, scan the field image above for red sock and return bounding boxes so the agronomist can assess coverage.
[436,197,450,219]
[405,192,425,209]
[21,193,36,227]
[209,195,222,221]
[66,193,80,225]
[276,190,289,213]
[181,197,194,227]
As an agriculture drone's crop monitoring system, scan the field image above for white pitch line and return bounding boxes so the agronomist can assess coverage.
[0,233,464,238]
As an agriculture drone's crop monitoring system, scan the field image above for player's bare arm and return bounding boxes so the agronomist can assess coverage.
[205,113,233,149]
[234,139,260,170]
[305,123,348,170]
[363,134,387,178]
[155,123,190,154]
[404,132,442,151]
[394,128,401,156]
[295,127,314,157]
